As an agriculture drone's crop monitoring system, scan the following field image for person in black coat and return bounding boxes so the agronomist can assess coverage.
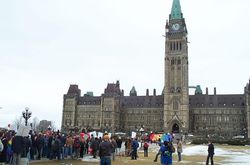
[206,140,214,165]
[91,137,99,158]
[12,135,25,165]
[116,137,122,155]
[0,131,8,164]
[35,133,44,160]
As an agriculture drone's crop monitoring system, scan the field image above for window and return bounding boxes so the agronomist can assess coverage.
[171,59,175,65]
[170,87,175,93]
[173,100,178,110]
[177,59,181,65]
[176,87,181,93]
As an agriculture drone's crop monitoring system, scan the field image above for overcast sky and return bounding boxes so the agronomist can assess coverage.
[0,0,249,129]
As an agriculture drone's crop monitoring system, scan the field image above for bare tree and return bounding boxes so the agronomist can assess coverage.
[32,117,40,131]
[12,116,24,130]
[50,121,57,131]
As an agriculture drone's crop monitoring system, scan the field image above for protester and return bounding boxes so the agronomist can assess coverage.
[12,134,25,165]
[35,133,44,160]
[115,137,122,155]
[176,138,183,161]
[51,135,61,160]
[42,135,49,158]
[153,138,162,162]
[131,138,139,160]
[91,137,99,159]
[0,131,8,164]
[143,141,149,157]
[99,135,113,165]
[60,134,66,159]
[65,135,74,158]
[110,137,117,160]
[206,140,214,165]
[159,141,174,165]
[73,135,80,159]
[79,137,86,158]
[124,138,131,157]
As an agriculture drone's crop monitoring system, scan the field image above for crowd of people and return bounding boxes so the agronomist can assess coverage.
[0,129,141,165]
[0,128,215,165]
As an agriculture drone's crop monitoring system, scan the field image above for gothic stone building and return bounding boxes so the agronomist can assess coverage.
[61,0,250,138]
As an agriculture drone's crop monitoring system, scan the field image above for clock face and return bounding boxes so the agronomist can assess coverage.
[172,23,180,30]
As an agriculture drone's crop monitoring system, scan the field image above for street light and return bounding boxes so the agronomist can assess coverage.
[22,107,32,126]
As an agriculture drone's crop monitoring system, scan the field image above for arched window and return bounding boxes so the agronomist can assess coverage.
[176,41,178,50]
[170,87,175,93]
[176,87,181,93]
[173,100,178,110]
[180,42,182,50]
[171,59,175,65]
[170,42,172,50]
[177,59,181,65]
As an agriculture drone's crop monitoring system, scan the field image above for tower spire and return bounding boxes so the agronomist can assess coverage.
[170,0,183,20]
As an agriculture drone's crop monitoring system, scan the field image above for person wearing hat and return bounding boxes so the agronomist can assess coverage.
[99,135,113,165]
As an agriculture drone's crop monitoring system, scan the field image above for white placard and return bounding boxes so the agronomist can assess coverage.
[98,132,103,138]
[16,125,31,137]
[90,131,97,137]
[131,131,136,138]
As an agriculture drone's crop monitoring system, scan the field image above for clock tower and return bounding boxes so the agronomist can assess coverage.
[164,0,189,133]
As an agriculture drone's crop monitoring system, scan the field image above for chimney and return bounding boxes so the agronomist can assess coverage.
[121,89,124,96]
[153,89,156,96]
[146,89,149,96]
[214,87,216,95]
[206,87,208,95]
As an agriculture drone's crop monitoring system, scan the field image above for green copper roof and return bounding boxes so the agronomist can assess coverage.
[84,91,93,97]
[170,0,182,20]
[195,85,203,95]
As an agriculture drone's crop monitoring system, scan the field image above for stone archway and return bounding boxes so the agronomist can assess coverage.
[172,123,180,133]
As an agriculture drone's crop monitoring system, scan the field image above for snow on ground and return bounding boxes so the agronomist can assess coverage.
[181,144,250,164]
[81,142,250,164]
[149,142,250,165]
[82,155,100,162]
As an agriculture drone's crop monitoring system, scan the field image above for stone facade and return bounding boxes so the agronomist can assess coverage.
[61,0,250,138]
[61,82,250,138]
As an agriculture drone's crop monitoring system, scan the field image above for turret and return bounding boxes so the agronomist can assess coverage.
[170,0,183,20]
[67,84,81,96]
[130,86,137,96]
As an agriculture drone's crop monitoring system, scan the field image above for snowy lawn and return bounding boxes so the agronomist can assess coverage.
[30,143,250,165]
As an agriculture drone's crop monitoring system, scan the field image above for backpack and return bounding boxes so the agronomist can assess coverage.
[143,142,149,149]
[0,139,3,152]
[162,146,171,157]
[172,145,176,153]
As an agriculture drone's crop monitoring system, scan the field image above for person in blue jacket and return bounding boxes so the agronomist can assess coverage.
[159,141,174,165]
[131,138,139,160]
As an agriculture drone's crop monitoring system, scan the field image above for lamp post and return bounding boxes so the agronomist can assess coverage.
[22,107,32,126]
